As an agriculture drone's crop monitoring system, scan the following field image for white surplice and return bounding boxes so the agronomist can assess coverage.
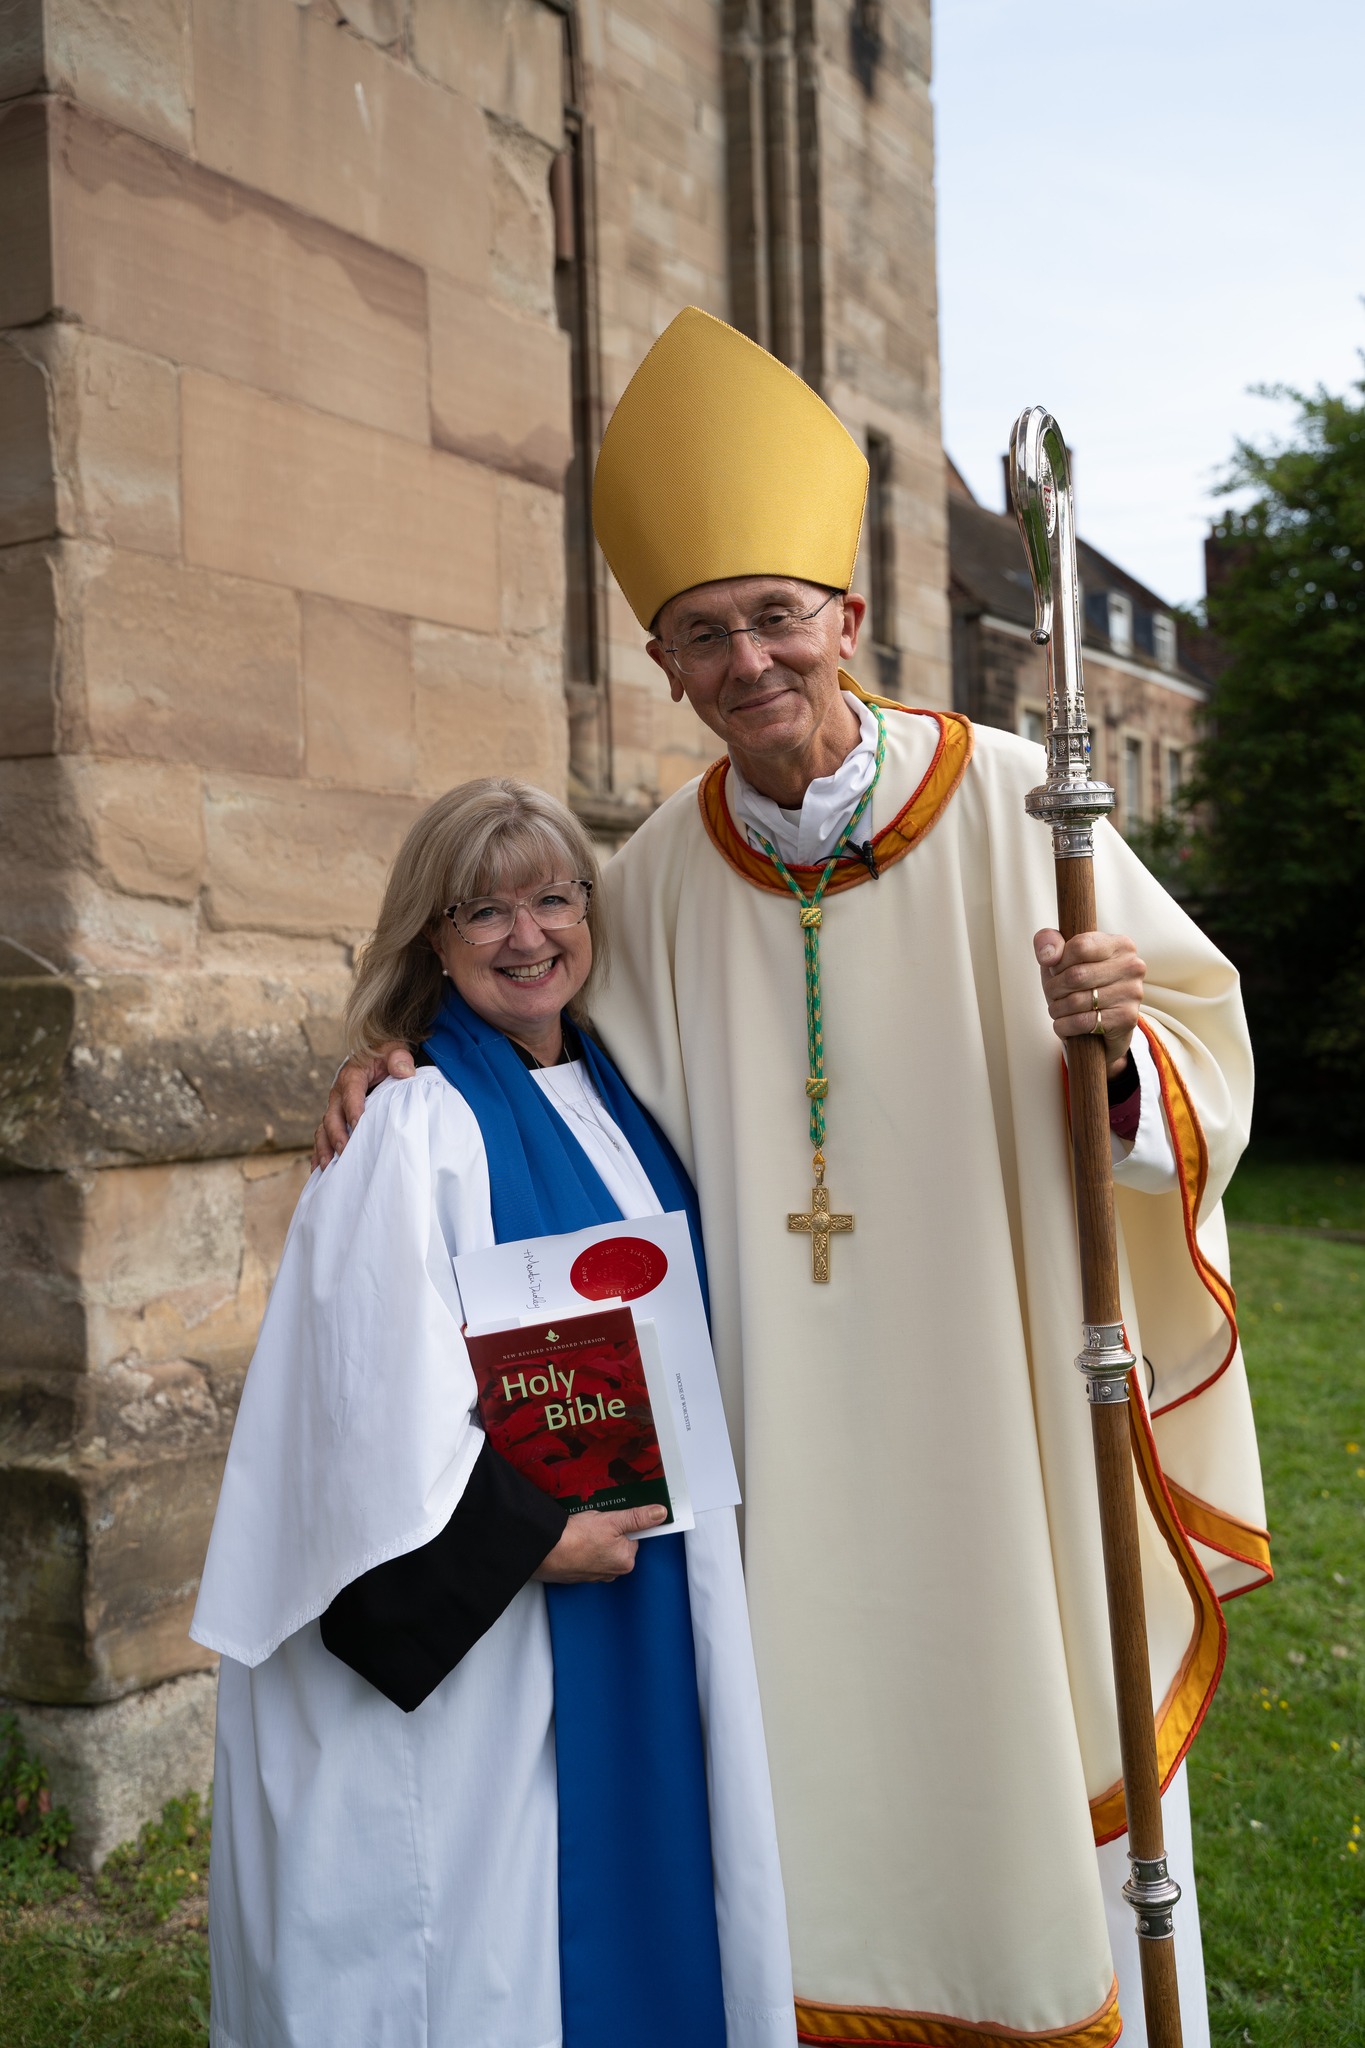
[193,1068,795,2048]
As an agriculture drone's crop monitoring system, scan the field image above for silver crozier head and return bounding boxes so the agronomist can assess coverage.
[1008,406,1115,857]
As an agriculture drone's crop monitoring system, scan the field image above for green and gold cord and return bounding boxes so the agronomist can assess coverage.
[752,706,886,1164]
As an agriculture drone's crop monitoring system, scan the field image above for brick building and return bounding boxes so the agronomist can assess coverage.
[0,0,947,1855]
[948,458,1216,835]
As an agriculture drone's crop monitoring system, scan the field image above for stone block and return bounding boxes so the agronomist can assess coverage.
[496,473,566,636]
[0,541,60,757]
[66,757,205,903]
[0,759,204,990]
[183,373,500,631]
[45,0,193,153]
[0,0,43,99]
[0,1432,227,1703]
[0,1463,91,1698]
[203,773,422,938]
[75,546,302,776]
[3,1670,217,1869]
[0,969,351,1171]
[77,1160,243,1366]
[429,274,571,489]
[0,974,72,1167]
[0,764,88,977]
[73,1443,224,1697]
[336,0,403,48]
[412,623,568,795]
[301,594,414,789]
[45,101,430,444]
[604,676,655,755]
[656,746,707,801]
[192,0,491,284]
[16,325,180,557]
[0,339,55,544]
[0,1146,309,1384]
[242,1146,313,1267]
[0,97,52,327]
[411,0,563,149]
[0,1,191,148]
[0,1168,86,1374]
[487,116,558,321]
[50,873,201,975]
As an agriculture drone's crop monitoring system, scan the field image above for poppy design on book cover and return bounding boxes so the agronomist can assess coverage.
[468,1306,672,1519]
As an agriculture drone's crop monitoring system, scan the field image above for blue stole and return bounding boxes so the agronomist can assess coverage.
[423,987,727,2048]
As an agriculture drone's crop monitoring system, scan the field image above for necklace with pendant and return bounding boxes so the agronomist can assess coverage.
[554,1063,625,1155]
[751,705,886,1283]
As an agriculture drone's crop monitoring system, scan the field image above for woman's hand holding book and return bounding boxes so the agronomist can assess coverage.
[535,1505,669,1584]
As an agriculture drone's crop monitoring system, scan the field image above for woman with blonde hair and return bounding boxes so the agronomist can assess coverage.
[192,779,794,2048]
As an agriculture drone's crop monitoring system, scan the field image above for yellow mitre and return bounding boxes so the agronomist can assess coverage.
[592,307,869,630]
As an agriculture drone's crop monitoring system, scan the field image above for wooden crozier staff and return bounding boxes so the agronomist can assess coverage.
[1009,408,1184,2048]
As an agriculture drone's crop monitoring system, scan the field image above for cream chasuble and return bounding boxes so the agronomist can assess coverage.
[592,694,1267,2048]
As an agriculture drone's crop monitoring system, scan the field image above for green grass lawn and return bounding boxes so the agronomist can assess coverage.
[1,1161,1361,2045]
[1191,1161,1365,2046]
[0,1790,211,2045]
[1222,1152,1365,1234]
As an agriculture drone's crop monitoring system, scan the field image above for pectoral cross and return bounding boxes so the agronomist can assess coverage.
[788,1168,853,1283]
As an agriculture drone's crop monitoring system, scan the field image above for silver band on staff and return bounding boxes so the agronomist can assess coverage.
[1010,409,1115,862]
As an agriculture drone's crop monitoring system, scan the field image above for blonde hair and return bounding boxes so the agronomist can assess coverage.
[345,779,607,1059]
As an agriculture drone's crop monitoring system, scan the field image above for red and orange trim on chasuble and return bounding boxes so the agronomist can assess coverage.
[1138,1018,1272,1594]
[794,1980,1121,2048]
[696,695,974,892]
[1085,1022,1272,1842]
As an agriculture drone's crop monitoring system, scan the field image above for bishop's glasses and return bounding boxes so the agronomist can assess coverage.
[662,590,840,678]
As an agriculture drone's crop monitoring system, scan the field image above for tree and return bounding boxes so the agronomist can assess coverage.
[1183,363,1365,1149]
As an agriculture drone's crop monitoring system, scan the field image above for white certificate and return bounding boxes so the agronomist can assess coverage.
[454,1211,740,1514]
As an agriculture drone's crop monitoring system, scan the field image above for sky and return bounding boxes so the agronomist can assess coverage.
[932,0,1365,606]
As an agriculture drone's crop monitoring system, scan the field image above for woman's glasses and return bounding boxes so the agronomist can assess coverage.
[443,879,593,946]
[662,590,840,678]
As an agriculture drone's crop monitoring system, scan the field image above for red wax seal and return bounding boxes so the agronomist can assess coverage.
[570,1236,669,1302]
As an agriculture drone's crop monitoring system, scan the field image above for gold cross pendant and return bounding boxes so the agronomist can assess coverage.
[788,1167,853,1283]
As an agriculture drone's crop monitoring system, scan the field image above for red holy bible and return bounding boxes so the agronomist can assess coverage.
[467,1307,674,1521]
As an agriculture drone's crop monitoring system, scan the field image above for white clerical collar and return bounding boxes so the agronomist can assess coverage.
[727,692,879,867]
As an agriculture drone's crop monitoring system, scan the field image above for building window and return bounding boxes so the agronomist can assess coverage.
[1108,592,1133,657]
[1123,735,1145,826]
[1019,705,1045,748]
[849,0,884,96]
[1153,613,1177,671]
[865,428,900,694]
[1165,745,1184,809]
[722,0,822,387]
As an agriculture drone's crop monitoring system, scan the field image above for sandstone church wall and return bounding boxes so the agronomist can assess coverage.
[586,0,948,810]
[0,0,946,1859]
[0,0,573,1857]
